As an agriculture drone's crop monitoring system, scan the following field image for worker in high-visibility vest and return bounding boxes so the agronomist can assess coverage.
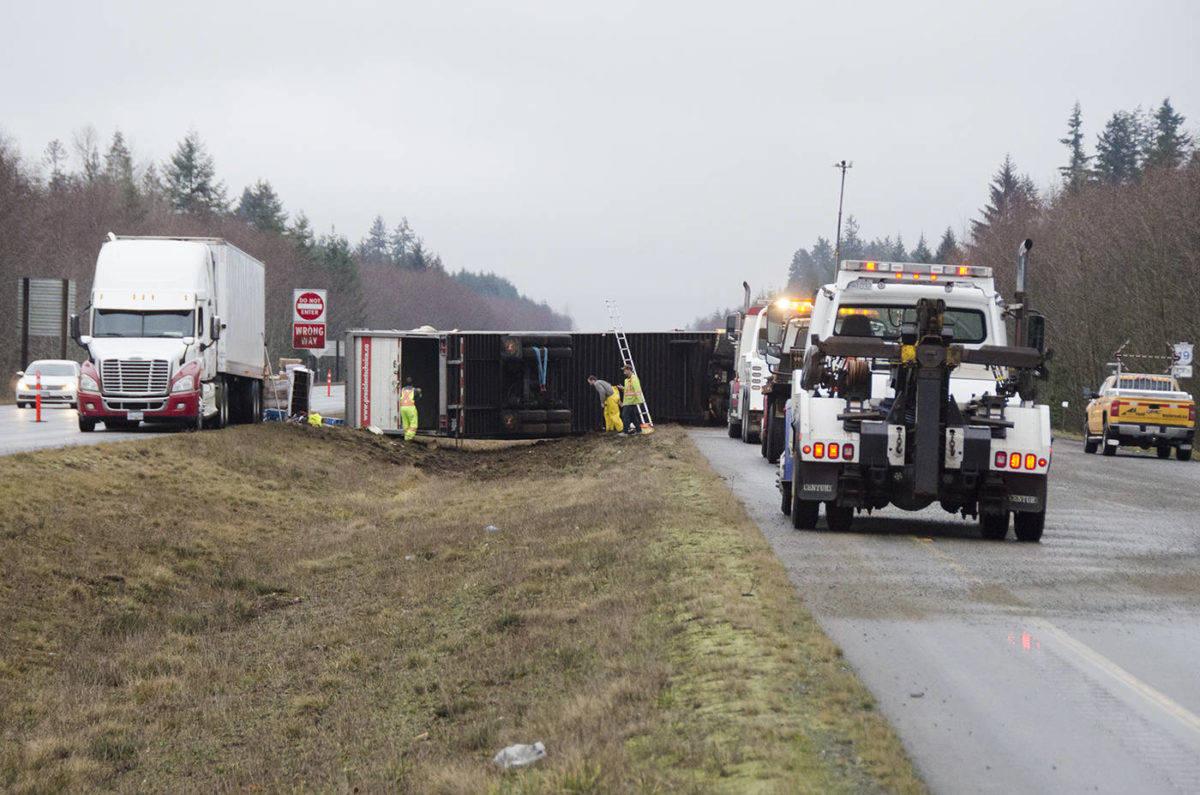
[588,374,623,432]
[399,377,421,441]
[620,365,644,435]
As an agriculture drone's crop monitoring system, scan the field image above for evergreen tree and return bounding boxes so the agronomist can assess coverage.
[1059,101,1090,192]
[1094,111,1142,185]
[140,162,164,199]
[357,215,390,263]
[314,231,366,332]
[43,139,68,190]
[934,227,960,263]
[911,234,933,263]
[408,238,430,270]
[972,155,1038,237]
[287,211,315,253]
[811,237,835,283]
[839,215,864,260]
[787,247,816,288]
[163,131,228,214]
[891,235,908,262]
[235,179,287,233]
[1145,98,1192,170]
[389,217,415,266]
[104,130,134,186]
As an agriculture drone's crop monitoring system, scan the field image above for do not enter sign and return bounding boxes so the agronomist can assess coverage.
[292,288,328,350]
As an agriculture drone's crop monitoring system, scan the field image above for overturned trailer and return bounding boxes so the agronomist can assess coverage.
[344,329,734,438]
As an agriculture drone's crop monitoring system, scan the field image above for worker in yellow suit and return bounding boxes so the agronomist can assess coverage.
[621,365,644,435]
[588,375,624,431]
[399,377,421,441]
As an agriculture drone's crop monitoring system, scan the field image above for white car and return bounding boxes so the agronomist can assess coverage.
[15,360,80,408]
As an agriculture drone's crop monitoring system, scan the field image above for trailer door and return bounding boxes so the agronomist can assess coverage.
[355,335,401,431]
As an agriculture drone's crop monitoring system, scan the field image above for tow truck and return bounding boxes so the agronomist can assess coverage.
[760,302,812,464]
[780,243,1052,541]
[726,285,809,445]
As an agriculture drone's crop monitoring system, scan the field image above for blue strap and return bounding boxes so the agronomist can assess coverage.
[534,346,548,386]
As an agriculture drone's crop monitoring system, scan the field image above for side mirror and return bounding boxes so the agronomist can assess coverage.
[766,343,782,358]
[69,314,81,344]
[1082,388,1098,400]
[79,335,92,346]
[16,370,24,377]
[1025,313,1046,354]
[725,312,742,336]
[210,315,222,341]
[182,336,195,346]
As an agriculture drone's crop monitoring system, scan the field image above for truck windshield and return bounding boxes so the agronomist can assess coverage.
[835,305,987,344]
[93,310,195,339]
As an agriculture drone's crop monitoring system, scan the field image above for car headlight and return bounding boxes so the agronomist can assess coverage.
[16,380,27,391]
[171,375,196,393]
[80,374,99,392]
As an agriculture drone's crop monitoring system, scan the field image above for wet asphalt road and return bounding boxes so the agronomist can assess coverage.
[690,428,1200,794]
[0,386,346,456]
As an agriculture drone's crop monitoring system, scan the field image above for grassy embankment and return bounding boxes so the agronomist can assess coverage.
[0,424,922,793]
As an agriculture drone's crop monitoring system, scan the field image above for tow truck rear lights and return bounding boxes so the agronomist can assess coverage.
[995,451,1007,468]
[1038,457,1048,467]
[842,443,854,460]
[1009,452,1021,469]
[1024,453,1037,470]
[828,442,840,459]
[802,444,812,455]
[813,442,825,459]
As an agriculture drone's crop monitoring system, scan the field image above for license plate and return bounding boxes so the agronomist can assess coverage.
[127,411,144,421]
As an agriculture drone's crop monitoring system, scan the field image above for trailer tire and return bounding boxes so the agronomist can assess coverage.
[521,422,548,436]
[517,409,547,423]
[1014,510,1044,542]
[250,381,262,423]
[546,409,571,423]
[546,421,572,436]
[760,408,770,458]
[780,481,792,516]
[1179,447,1193,462]
[979,511,1009,540]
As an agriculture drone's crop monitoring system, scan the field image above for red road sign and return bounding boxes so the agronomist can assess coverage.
[293,322,326,349]
[295,291,325,321]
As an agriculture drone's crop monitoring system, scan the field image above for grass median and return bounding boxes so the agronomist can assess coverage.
[0,424,922,793]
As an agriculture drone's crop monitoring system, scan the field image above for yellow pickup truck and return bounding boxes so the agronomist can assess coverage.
[1084,373,1195,460]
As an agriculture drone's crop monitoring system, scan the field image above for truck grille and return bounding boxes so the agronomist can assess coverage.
[101,359,170,396]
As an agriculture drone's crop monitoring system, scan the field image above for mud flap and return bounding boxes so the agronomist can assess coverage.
[797,461,839,502]
[1004,473,1047,513]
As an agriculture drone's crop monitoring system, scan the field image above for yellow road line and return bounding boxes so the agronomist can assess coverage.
[915,537,1200,740]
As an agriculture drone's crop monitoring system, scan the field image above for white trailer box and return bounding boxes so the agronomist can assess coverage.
[210,241,266,379]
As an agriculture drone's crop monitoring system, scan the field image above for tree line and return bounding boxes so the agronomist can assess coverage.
[1,127,569,378]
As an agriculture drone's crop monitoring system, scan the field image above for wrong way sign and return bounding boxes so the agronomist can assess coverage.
[293,289,328,350]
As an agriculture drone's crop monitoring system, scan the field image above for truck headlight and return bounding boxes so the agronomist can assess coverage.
[17,380,28,390]
[171,375,197,393]
[79,374,99,392]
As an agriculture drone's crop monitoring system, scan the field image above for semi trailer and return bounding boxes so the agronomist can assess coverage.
[781,245,1052,541]
[72,235,266,432]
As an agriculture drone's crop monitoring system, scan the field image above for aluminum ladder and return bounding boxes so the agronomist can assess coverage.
[604,299,653,429]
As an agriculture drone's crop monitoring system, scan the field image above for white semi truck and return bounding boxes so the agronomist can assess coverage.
[71,235,266,432]
[782,248,1052,541]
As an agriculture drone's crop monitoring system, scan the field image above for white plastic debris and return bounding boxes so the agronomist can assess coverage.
[492,741,546,770]
[485,524,501,534]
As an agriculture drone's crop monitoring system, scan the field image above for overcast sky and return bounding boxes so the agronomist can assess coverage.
[3,0,1198,330]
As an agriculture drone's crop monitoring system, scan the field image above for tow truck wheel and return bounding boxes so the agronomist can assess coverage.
[1014,510,1044,542]
[1101,421,1117,456]
[1157,445,1171,459]
[1179,447,1193,462]
[824,503,854,532]
[727,416,741,438]
[780,481,791,515]
[792,498,819,530]
[979,511,1009,540]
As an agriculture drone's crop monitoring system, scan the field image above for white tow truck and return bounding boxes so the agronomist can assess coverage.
[727,286,809,445]
[781,250,1052,541]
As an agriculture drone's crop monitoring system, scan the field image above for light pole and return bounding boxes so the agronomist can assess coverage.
[833,160,852,268]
